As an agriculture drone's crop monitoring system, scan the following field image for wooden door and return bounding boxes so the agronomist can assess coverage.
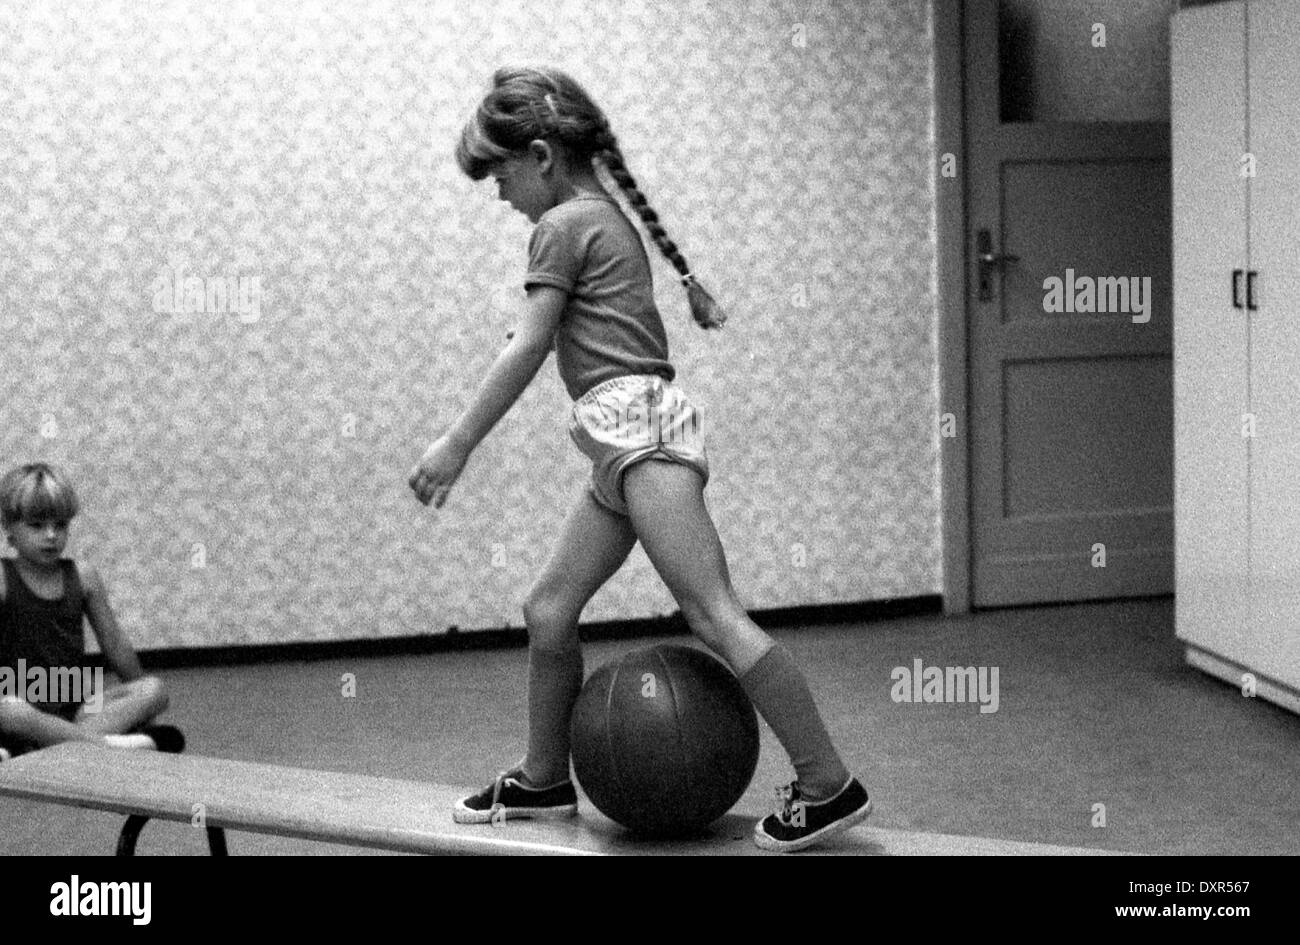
[967,0,1175,607]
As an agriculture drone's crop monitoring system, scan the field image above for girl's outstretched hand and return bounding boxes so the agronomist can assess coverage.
[409,435,469,508]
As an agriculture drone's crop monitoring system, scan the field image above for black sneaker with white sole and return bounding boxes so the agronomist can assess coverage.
[753,777,872,852]
[452,767,579,824]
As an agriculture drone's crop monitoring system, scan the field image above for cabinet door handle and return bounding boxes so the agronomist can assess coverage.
[1247,270,1258,311]
[1232,269,1244,309]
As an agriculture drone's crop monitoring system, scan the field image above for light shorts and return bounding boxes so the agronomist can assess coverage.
[568,374,710,517]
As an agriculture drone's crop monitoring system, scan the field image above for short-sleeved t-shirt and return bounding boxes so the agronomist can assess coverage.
[524,194,675,401]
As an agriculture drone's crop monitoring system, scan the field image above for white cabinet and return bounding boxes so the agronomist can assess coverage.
[1173,0,1300,713]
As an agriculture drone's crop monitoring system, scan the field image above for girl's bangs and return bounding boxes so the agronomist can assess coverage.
[455,118,513,180]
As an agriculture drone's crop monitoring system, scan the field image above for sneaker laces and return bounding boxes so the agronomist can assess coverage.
[488,768,518,815]
[773,781,802,827]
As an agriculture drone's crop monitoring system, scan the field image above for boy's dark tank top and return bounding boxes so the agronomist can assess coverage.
[0,558,87,676]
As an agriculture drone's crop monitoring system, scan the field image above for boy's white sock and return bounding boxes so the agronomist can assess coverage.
[103,733,157,750]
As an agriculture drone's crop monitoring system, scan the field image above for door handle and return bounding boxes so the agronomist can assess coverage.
[977,229,1020,301]
[1232,269,1243,309]
[1247,270,1258,311]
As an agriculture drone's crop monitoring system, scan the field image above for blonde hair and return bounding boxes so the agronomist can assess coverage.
[457,66,726,330]
[0,463,80,527]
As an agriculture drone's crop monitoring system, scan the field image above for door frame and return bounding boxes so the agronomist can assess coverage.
[935,0,971,614]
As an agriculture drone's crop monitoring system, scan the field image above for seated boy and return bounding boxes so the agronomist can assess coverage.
[0,462,181,758]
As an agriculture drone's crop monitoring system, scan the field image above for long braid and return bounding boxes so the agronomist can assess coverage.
[457,67,726,331]
[593,123,726,330]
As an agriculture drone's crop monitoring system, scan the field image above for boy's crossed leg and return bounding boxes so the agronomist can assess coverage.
[0,676,172,752]
[0,695,106,748]
[74,676,169,735]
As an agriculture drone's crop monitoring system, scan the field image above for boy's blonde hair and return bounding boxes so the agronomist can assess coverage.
[0,463,80,527]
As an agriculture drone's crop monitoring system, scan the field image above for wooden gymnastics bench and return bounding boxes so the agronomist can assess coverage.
[0,742,603,855]
[0,744,1139,856]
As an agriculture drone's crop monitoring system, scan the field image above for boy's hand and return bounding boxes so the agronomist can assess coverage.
[409,435,470,508]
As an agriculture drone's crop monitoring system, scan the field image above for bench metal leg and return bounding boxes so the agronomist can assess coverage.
[116,814,149,856]
[207,826,228,855]
[115,815,229,855]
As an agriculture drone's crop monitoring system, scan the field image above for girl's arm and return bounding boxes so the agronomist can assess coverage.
[411,286,566,506]
[79,563,145,681]
[447,285,567,451]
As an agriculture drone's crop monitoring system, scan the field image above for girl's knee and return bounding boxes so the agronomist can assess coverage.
[522,591,582,651]
[677,587,728,628]
[680,594,751,650]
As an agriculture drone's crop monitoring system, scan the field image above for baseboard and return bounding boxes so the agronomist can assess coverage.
[130,595,944,670]
[1184,645,1300,716]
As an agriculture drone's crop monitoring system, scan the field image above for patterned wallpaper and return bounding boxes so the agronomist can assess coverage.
[0,0,939,648]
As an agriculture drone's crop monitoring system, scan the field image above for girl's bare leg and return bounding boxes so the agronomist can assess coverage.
[622,460,851,798]
[520,488,637,785]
